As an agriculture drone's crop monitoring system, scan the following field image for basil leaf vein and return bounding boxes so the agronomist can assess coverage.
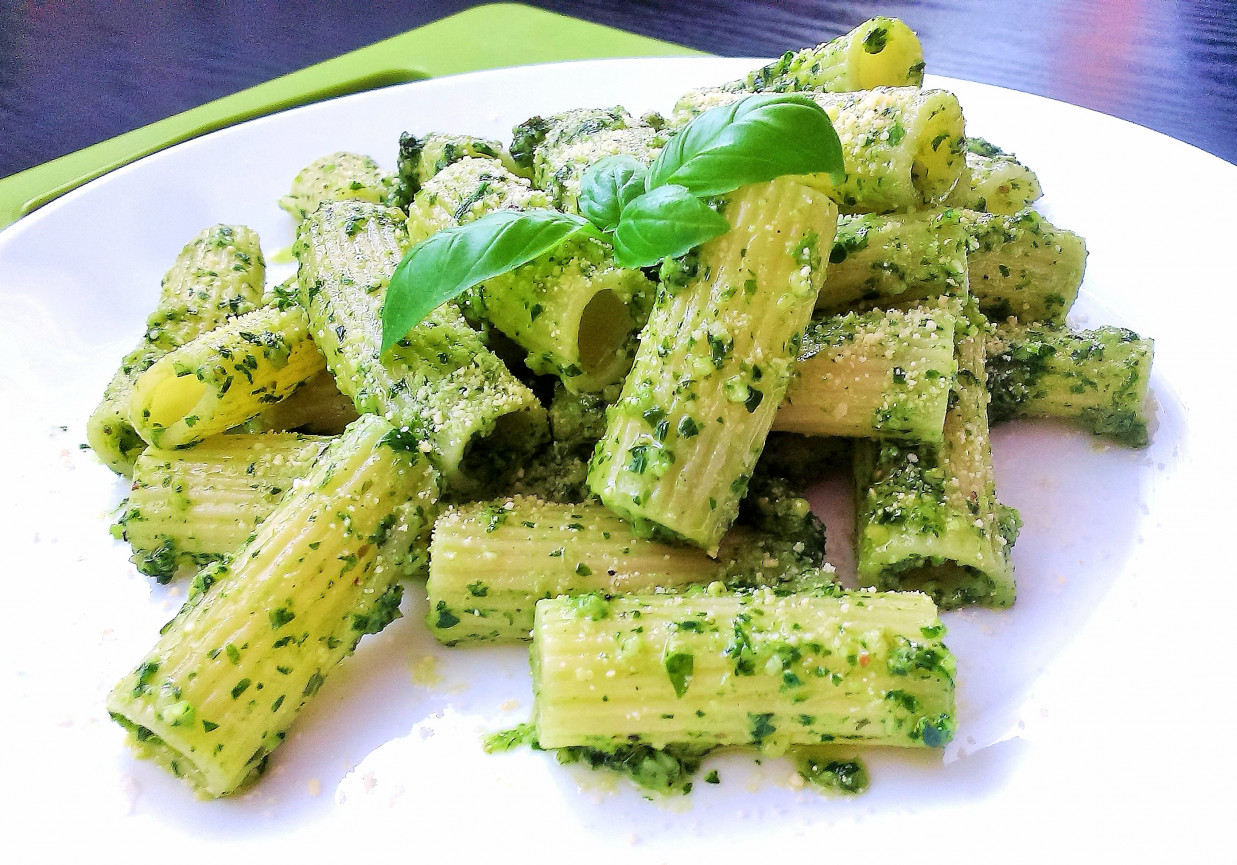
[380,209,596,352]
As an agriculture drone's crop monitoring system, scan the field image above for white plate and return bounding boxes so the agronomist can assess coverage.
[2,58,1233,861]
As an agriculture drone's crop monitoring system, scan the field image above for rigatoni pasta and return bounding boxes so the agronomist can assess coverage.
[89,16,1157,801]
[294,199,547,493]
[87,224,265,474]
[588,176,838,553]
[775,303,957,442]
[106,415,441,797]
[118,433,329,582]
[129,302,324,449]
[427,496,823,644]
[532,587,956,751]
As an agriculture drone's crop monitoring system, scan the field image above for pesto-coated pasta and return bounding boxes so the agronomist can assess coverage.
[409,157,653,392]
[404,156,548,246]
[743,16,925,93]
[987,321,1154,447]
[960,208,1086,323]
[294,200,547,493]
[853,308,1019,608]
[118,433,329,582]
[107,415,442,797]
[776,303,957,442]
[252,368,360,435]
[817,209,969,312]
[588,177,838,553]
[392,131,522,208]
[532,122,665,213]
[510,106,635,178]
[279,151,397,223]
[129,302,324,449]
[427,496,825,644]
[673,87,966,213]
[532,587,956,752]
[87,225,265,474]
[946,138,1042,215]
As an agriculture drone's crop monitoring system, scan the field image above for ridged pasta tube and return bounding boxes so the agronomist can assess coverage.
[294,200,547,493]
[107,415,442,797]
[854,309,1019,608]
[817,209,970,312]
[474,233,653,392]
[391,131,521,208]
[744,16,925,92]
[587,177,838,554]
[775,303,957,442]
[672,87,966,214]
[987,322,1154,447]
[409,158,653,392]
[118,433,329,582]
[404,157,548,245]
[87,225,265,474]
[129,303,325,449]
[960,208,1087,323]
[535,124,665,213]
[946,138,1042,215]
[278,151,396,223]
[510,106,634,178]
[532,587,956,752]
[426,496,823,644]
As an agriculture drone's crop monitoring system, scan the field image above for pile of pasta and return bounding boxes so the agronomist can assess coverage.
[92,16,1154,798]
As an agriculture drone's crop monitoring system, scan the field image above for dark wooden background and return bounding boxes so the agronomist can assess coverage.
[1,0,1234,181]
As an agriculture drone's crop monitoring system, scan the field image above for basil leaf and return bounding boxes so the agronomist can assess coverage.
[381,209,596,352]
[611,185,730,270]
[578,155,648,233]
[647,93,844,197]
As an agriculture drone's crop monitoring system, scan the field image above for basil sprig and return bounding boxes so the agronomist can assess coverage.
[380,210,597,352]
[379,93,842,350]
[582,92,843,268]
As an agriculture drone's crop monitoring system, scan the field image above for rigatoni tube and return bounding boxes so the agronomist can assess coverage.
[775,303,957,442]
[409,157,653,392]
[118,433,329,582]
[854,310,1019,608]
[986,322,1154,447]
[426,496,821,644]
[87,224,265,475]
[294,200,546,493]
[532,587,956,752]
[252,368,359,435]
[816,209,969,313]
[744,16,925,92]
[278,151,396,223]
[129,302,325,449]
[588,177,838,554]
[107,414,442,797]
[392,131,523,209]
[673,87,966,214]
[960,208,1086,323]
[535,124,665,214]
[946,139,1042,215]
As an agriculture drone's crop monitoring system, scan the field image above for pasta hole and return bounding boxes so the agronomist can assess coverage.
[910,95,965,203]
[577,289,635,378]
[146,376,208,430]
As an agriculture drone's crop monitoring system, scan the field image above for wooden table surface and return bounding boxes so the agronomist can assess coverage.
[1,0,1233,180]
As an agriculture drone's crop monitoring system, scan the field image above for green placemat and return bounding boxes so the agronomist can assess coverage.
[0,3,703,231]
